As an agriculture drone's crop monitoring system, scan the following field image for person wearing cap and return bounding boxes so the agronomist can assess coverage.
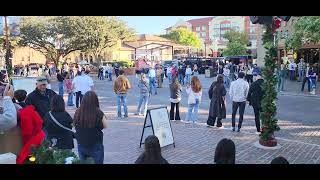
[25,76,57,120]
[247,73,264,133]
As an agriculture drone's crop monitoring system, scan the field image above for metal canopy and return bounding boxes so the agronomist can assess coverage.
[135,43,173,51]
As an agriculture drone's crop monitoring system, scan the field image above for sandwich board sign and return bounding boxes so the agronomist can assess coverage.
[139,106,175,148]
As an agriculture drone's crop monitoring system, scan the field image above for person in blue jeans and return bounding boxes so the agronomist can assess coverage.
[277,64,287,92]
[135,74,149,116]
[74,91,107,164]
[56,70,65,97]
[185,65,192,85]
[308,67,317,95]
[148,67,157,95]
[108,65,113,81]
[185,76,202,123]
[114,70,131,118]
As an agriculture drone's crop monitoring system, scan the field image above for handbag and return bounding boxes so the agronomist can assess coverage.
[49,111,76,138]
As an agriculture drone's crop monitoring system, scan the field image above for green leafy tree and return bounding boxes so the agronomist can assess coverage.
[222,41,248,56]
[224,29,249,44]
[223,29,249,56]
[285,16,320,50]
[77,16,136,65]
[161,28,201,48]
[19,16,88,67]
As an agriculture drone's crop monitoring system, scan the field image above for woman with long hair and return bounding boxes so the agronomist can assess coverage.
[207,75,227,127]
[214,138,235,164]
[44,95,74,150]
[74,91,107,164]
[185,76,202,123]
[135,135,169,164]
[169,77,182,120]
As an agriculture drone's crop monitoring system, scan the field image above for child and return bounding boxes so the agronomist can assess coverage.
[65,74,74,106]
[14,89,27,108]
[185,76,202,123]
[135,74,149,116]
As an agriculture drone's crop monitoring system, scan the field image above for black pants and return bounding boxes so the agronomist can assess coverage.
[301,77,311,92]
[207,116,222,127]
[76,91,83,108]
[170,102,180,120]
[253,106,261,132]
[246,75,253,84]
[232,101,246,129]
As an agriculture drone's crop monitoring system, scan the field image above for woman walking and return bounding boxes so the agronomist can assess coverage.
[135,74,149,116]
[185,76,202,123]
[65,74,74,106]
[169,77,182,121]
[74,91,107,164]
[207,75,227,127]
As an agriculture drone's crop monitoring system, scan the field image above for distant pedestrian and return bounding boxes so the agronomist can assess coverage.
[245,65,254,84]
[56,70,65,97]
[135,135,169,164]
[223,65,230,88]
[65,74,74,106]
[297,58,306,82]
[288,60,297,81]
[113,70,131,118]
[185,76,202,123]
[247,73,264,133]
[308,66,317,95]
[277,63,287,92]
[72,70,94,108]
[148,66,157,95]
[214,138,236,164]
[178,65,184,85]
[169,77,182,121]
[301,63,311,92]
[156,66,163,88]
[74,91,107,164]
[135,74,149,116]
[229,72,249,132]
[207,75,226,127]
[185,65,192,85]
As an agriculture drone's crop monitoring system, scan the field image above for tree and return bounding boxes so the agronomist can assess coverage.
[223,29,249,56]
[76,16,136,65]
[19,16,88,67]
[160,28,201,48]
[222,41,248,56]
[224,29,249,44]
[285,16,320,50]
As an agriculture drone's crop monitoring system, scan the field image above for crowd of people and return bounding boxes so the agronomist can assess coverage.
[0,58,300,164]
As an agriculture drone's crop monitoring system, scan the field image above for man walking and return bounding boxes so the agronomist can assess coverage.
[229,72,249,132]
[288,59,297,81]
[56,70,65,97]
[114,70,131,118]
[72,70,94,108]
[247,73,264,133]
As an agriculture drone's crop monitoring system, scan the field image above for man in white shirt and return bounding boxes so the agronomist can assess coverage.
[288,59,297,81]
[72,70,94,108]
[148,66,157,95]
[229,72,250,132]
[185,65,192,85]
[223,66,230,88]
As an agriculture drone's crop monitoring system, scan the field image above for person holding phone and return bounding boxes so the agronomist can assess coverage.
[0,84,17,132]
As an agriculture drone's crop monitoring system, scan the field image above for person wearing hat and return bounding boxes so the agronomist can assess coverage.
[25,76,57,120]
[247,73,264,133]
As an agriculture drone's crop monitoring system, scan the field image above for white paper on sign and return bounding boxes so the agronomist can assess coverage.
[149,108,174,148]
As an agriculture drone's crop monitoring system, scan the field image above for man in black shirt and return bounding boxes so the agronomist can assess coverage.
[26,76,57,119]
[56,70,65,97]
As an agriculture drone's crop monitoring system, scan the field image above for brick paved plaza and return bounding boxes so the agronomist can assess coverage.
[55,74,320,164]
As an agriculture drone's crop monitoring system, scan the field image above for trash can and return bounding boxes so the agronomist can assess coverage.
[205,68,215,78]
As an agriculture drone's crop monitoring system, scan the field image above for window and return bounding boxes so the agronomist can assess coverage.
[202,25,206,31]
[213,24,220,28]
[250,28,256,33]
[201,32,206,37]
[197,32,201,37]
[196,26,201,31]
